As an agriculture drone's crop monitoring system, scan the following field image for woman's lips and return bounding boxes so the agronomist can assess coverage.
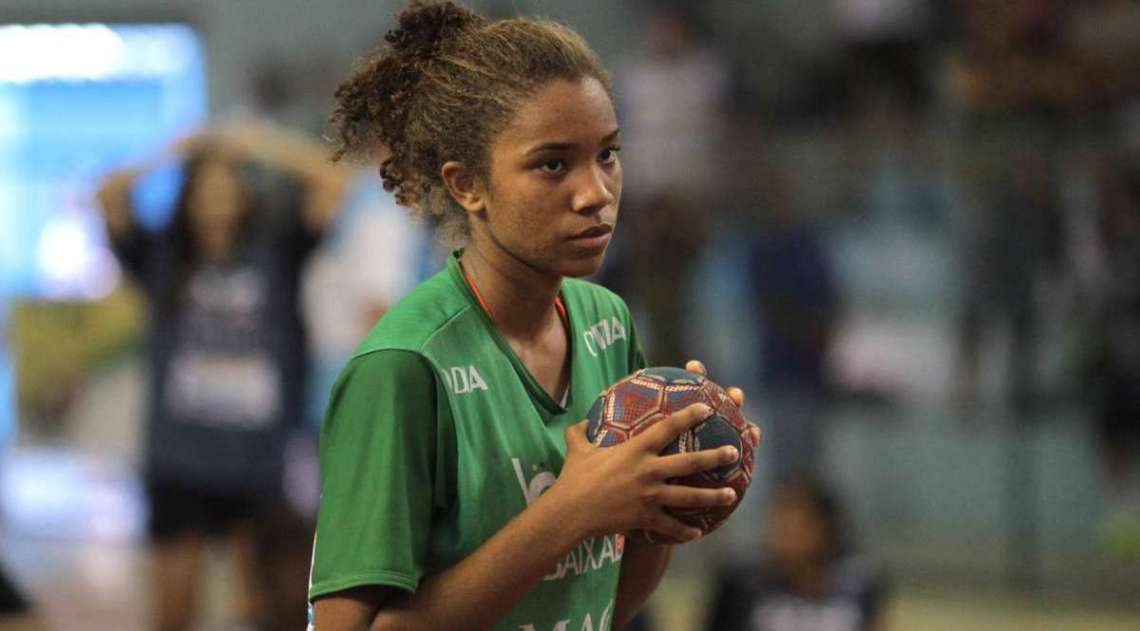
[569,224,614,250]
[571,224,613,239]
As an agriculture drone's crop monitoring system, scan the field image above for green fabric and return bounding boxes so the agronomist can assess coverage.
[310,251,647,630]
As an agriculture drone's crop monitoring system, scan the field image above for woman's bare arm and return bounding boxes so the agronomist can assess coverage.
[219,120,352,233]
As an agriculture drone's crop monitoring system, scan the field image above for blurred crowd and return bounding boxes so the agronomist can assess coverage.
[3,1,1140,630]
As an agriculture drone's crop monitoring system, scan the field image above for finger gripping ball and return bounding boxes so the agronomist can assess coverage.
[585,367,755,543]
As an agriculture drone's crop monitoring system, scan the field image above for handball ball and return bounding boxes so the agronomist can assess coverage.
[585,367,755,543]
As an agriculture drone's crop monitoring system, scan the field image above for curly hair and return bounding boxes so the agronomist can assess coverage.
[329,0,611,244]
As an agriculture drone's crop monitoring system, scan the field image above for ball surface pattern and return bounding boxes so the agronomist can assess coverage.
[585,367,755,542]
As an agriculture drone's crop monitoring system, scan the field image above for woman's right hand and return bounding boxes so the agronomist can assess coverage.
[96,129,209,239]
[96,168,142,240]
[548,403,740,543]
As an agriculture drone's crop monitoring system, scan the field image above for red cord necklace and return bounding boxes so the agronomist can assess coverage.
[462,264,568,330]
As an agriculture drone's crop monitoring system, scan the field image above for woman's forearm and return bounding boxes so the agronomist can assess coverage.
[96,168,143,241]
[316,409,732,631]
[221,120,347,183]
[612,539,673,628]
[317,485,590,631]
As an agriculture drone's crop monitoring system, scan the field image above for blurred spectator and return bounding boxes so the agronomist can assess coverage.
[832,0,931,119]
[607,4,729,365]
[239,56,440,440]
[706,479,887,631]
[1069,0,1140,556]
[946,0,1075,416]
[616,5,728,203]
[838,0,945,237]
[1087,153,1140,557]
[96,122,348,631]
[302,168,437,431]
[748,203,839,483]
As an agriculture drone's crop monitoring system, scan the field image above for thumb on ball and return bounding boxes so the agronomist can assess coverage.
[564,419,590,450]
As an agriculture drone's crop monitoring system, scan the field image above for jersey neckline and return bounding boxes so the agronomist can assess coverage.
[446,250,575,417]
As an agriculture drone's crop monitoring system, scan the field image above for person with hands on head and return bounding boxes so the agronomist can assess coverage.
[307,2,759,631]
[97,122,349,631]
[98,122,350,245]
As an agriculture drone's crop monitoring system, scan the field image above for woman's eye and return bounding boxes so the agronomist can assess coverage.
[599,146,621,164]
[540,159,565,174]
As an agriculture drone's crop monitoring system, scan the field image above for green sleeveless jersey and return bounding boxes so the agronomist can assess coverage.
[309,251,646,631]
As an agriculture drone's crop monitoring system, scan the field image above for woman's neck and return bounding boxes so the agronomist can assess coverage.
[784,561,829,596]
[461,242,562,341]
[194,227,238,264]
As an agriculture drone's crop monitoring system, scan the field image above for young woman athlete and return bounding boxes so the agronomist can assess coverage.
[308,3,760,630]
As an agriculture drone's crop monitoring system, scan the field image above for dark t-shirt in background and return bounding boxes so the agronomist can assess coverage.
[111,173,318,498]
[707,556,886,631]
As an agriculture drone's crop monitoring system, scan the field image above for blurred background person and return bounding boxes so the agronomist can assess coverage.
[946,0,1075,417]
[301,160,439,442]
[95,123,349,631]
[1063,0,1140,560]
[1085,152,1140,557]
[236,54,442,445]
[606,3,730,367]
[747,202,839,484]
[705,479,887,631]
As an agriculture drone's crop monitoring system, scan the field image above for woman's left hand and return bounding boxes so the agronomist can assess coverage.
[684,359,761,450]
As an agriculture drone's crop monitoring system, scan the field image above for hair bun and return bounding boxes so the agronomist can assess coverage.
[386,1,485,58]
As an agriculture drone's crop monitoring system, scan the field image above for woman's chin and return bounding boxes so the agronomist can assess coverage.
[556,251,607,279]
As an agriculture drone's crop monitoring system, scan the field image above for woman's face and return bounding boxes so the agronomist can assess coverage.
[473,76,622,279]
[187,156,247,245]
[768,495,832,570]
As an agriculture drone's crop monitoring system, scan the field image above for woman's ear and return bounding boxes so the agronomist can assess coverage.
[441,161,486,215]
